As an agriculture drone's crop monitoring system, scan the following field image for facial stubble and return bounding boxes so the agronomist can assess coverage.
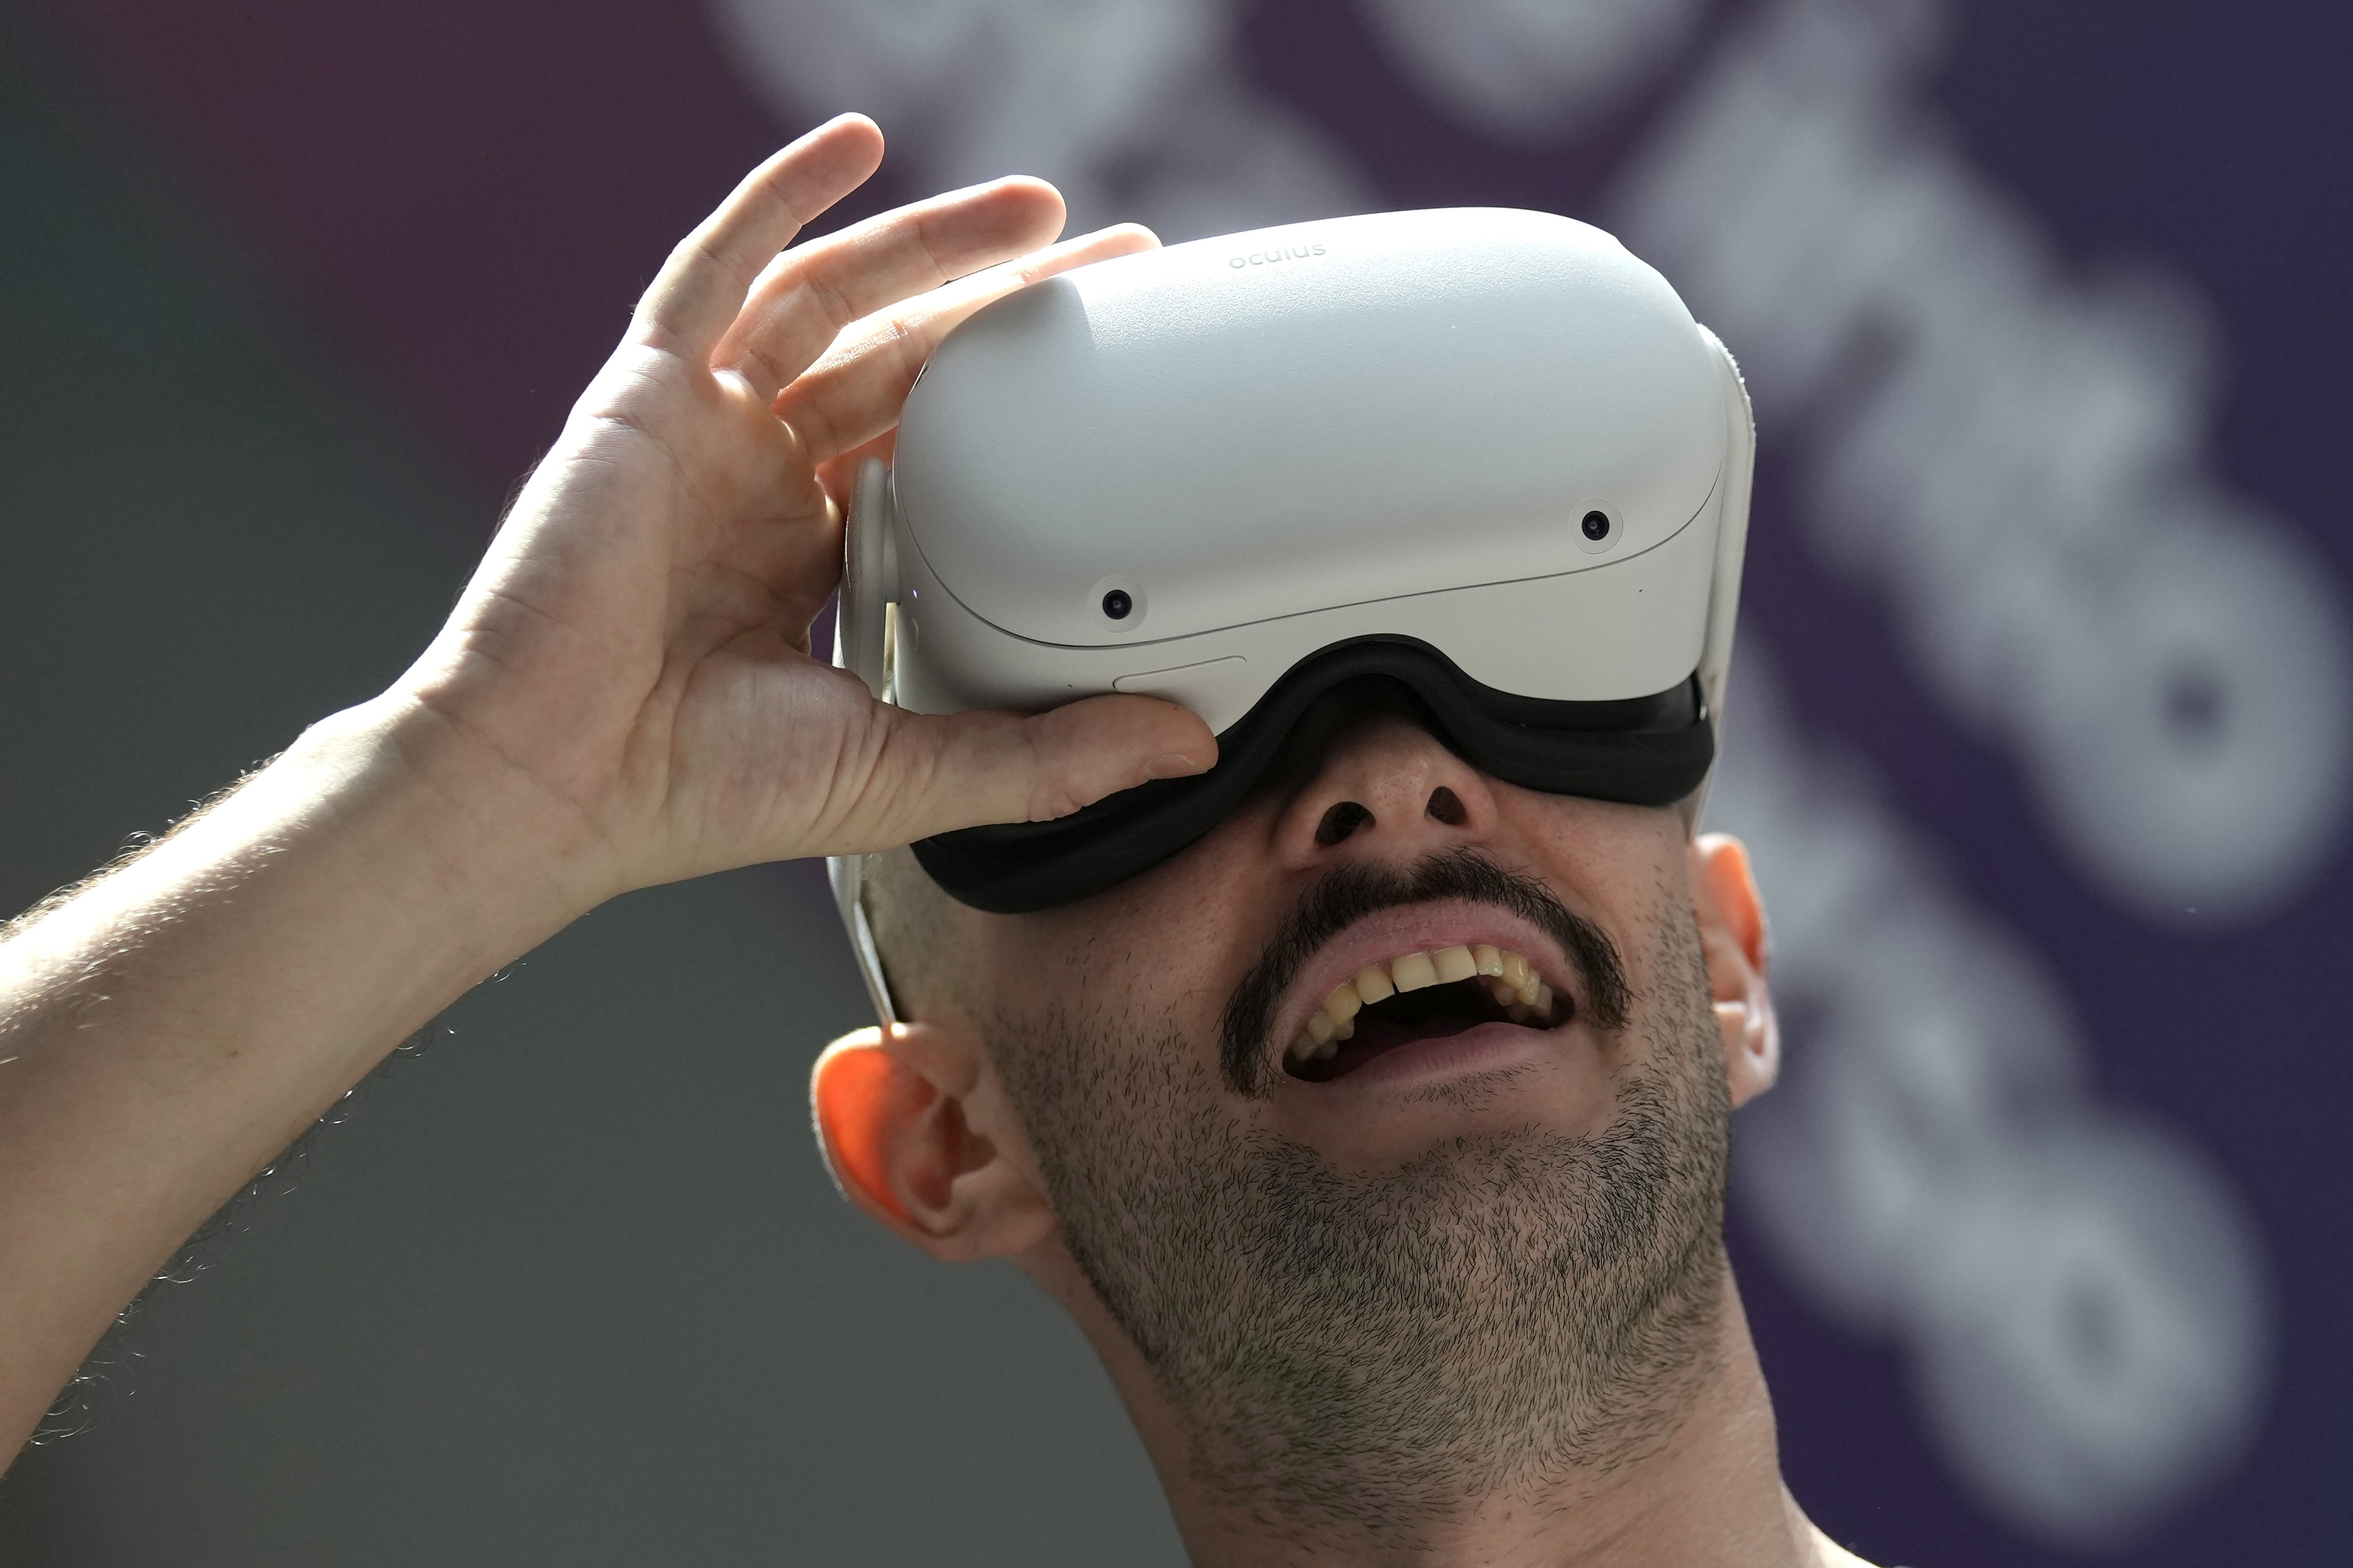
[988,865,1735,1540]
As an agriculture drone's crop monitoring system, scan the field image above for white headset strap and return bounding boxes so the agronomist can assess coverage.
[1689,326,1755,831]
[829,852,900,1027]
[831,456,903,1028]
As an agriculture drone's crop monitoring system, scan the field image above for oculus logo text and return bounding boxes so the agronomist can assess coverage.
[1230,243,1328,268]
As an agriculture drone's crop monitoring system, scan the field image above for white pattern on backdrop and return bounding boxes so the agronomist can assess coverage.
[1356,0,1708,140]
[1610,0,2351,926]
[706,0,1370,242]
[1709,645,2269,1549]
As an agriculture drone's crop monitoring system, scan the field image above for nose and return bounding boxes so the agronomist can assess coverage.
[1269,703,1500,873]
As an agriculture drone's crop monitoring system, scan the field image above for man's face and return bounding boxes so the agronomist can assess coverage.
[899,691,1738,1527]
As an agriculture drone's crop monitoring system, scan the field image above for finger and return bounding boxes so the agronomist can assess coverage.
[713,176,1067,402]
[771,217,1143,629]
[837,694,1218,852]
[779,223,1161,465]
[632,114,885,359]
[759,428,891,655]
[815,429,897,517]
[708,430,884,643]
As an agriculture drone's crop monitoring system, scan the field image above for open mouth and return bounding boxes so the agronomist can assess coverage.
[1284,943,1568,1084]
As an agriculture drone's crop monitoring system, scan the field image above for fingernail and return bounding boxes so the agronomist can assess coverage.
[1142,753,1206,781]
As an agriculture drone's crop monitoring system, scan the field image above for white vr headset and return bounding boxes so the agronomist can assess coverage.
[830,206,1754,1025]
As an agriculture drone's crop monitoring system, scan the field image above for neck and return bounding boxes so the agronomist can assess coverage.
[1048,1261,1853,1567]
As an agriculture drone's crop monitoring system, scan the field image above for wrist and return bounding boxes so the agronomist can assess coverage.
[232,693,622,981]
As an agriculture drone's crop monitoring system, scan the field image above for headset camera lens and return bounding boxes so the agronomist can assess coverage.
[1581,510,1611,541]
[1102,589,1134,620]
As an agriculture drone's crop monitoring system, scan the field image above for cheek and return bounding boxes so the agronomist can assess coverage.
[1500,792,1696,992]
[1049,825,1288,1042]
[1505,793,1688,908]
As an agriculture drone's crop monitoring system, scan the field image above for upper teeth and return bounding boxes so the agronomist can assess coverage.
[1287,944,1557,1064]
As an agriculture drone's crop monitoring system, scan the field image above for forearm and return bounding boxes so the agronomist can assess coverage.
[0,123,1213,1466]
[0,696,601,1455]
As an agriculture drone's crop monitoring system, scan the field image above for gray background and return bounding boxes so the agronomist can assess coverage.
[0,16,1183,1563]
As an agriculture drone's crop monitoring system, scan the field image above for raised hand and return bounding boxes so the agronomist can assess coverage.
[0,118,1214,1458]
[389,114,1214,904]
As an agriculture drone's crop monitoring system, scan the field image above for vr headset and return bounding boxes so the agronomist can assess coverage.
[831,206,1754,1025]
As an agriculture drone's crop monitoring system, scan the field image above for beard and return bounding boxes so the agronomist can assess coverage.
[988,877,1735,1540]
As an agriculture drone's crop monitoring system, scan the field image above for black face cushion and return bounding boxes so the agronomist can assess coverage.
[912,636,1713,914]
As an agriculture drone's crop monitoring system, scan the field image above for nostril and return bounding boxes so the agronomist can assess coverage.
[1426,786,1468,826]
[1316,801,1374,847]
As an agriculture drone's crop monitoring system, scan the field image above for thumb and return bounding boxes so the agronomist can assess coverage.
[837,693,1217,851]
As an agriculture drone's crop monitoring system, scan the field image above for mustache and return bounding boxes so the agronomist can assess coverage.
[1218,847,1632,1097]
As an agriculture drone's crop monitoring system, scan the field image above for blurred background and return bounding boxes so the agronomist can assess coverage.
[0,0,2345,1561]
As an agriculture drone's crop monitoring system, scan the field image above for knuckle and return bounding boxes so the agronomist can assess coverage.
[803,266,860,332]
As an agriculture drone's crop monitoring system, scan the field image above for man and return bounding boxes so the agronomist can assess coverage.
[0,115,1872,1565]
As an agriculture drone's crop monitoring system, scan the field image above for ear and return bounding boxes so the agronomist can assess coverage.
[810,1021,1057,1262]
[1688,833,1780,1108]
